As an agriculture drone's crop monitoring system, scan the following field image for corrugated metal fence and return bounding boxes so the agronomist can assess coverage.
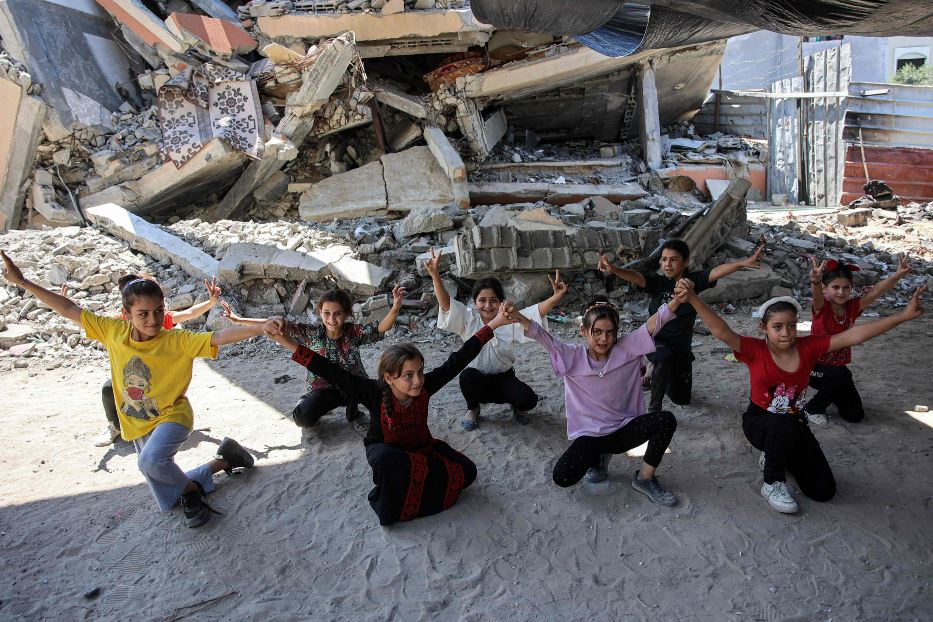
[694,92,767,139]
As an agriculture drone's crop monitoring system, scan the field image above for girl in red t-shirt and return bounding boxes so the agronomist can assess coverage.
[680,280,925,515]
[805,255,911,425]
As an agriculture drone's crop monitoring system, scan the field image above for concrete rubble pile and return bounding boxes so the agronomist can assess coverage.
[2,1,930,369]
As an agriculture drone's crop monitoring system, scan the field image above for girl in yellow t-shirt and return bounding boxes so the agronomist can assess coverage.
[1,251,271,529]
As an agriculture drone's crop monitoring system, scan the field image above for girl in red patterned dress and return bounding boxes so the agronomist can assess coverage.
[264,303,518,525]
[805,254,911,425]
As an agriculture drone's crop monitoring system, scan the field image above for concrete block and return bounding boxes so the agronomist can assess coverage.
[836,208,871,227]
[86,204,220,280]
[783,237,819,252]
[502,273,553,308]
[423,125,469,209]
[488,247,517,270]
[299,161,388,222]
[328,256,391,297]
[382,146,455,213]
[415,245,455,276]
[700,266,781,304]
[165,12,257,57]
[618,208,653,227]
[725,235,757,257]
[395,205,454,238]
[589,196,618,219]
[0,323,35,348]
[253,170,289,202]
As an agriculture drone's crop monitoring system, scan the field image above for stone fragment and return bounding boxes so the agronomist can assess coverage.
[47,264,70,286]
[618,208,653,227]
[395,205,454,238]
[382,146,455,213]
[289,279,311,315]
[0,323,35,348]
[589,196,619,219]
[299,161,387,222]
[328,256,391,297]
[700,266,781,304]
[253,170,290,203]
[836,208,870,227]
[784,238,819,252]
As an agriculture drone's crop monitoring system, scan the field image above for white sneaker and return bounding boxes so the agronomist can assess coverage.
[806,411,828,425]
[93,423,121,447]
[761,481,799,514]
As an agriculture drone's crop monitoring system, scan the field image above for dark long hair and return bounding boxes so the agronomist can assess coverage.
[118,274,163,309]
[377,343,425,415]
[316,288,353,315]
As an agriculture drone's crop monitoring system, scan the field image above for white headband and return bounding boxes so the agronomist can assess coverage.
[758,296,802,318]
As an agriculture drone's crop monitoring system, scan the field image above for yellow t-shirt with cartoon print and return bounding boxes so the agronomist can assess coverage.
[81,310,217,441]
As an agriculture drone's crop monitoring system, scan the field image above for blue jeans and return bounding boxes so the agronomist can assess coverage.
[133,422,215,512]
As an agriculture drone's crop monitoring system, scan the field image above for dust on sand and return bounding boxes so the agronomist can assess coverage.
[1,313,931,620]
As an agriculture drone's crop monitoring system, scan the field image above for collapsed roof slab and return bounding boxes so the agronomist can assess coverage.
[256,8,493,43]
[94,0,185,54]
[0,0,144,132]
[0,78,45,233]
[79,139,246,217]
[468,181,648,206]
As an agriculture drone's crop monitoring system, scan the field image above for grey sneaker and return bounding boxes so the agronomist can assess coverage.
[761,481,798,514]
[584,453,612,483]
[805,410,828,425]
[216,437,254,475]
[631,471,678,507]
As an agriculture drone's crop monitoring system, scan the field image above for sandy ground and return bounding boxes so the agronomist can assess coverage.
[1,310,931,621]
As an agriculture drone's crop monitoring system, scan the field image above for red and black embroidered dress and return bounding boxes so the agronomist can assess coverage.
[291,326,495,525]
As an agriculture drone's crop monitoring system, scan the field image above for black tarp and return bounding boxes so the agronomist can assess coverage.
[471,0,933,57]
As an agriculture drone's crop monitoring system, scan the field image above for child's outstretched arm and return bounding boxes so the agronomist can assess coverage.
[1,251,82,325]
[171,277,222,323]
[597,254,647,289]
[210,317,282,347]
[680,279,743,353]
[645,281,687,335]
[219,300,286,329]
[536,270,569,316]
[858,253,910,312]
[828,285,925,352]
[810,256,826,314]
[708,241,766,281]
[377,284,405,333]
[424,247,451,313]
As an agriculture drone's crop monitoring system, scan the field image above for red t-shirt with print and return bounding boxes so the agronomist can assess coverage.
[735,335,831,415]
[116,310,176,330]
[810,298,861,366]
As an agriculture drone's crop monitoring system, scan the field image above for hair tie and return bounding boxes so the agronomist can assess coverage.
[824,259,860,273]
[757,296,802,318]
[121,278,150,290]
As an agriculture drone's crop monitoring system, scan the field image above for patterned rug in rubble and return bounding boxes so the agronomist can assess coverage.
[157,64,264,169]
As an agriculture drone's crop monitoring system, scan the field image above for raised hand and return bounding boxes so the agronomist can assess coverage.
[809,256,825,284]
[489,300,517,328]
[204,276,222,304]
[391,284,405,308]
[263,317,285,336]
[742,242,766,269]
[424,247,441,277]
[597,254,613,275]
[547,269,568,297]
[220,300,241,322]
[903,284,926,320]
[894,253,911,278]
[676,277,696,298]
[0,250,26,287]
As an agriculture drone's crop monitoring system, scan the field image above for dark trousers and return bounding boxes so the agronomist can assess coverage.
[458,367,538,412]
[102,379,120,429]
[292,389,362,427]
[807,364,864,422]
[552,411,677,488]
[647,345,693,413]
[742,403,836,501]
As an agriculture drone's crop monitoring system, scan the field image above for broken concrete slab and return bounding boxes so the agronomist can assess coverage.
[681,177,750,270]
[328,255,392,297]
[85,203,220,280]
[80,139,246,217]
[31,170,79,225]
[395,205,455,239]
[256,7,493,43]
[299,161,388,222]
[165,12,257,58]
[388,121,423,151]
[253,171,289,203]
[372,81,428,119]
[0,76,45,232]
[837,208,871,227]
[94,0,185,55]
[0,323,34,349]
[186,0,239,21]
[382,146,456,213]
[700,266,781,304]
[0,0,145,130]
[456,99,506,160]
[424,126,469,210]
[502,273,555,309]
[469,181,648,206]
[217,242,346,284]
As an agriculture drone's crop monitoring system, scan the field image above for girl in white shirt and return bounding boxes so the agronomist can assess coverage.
[425,248,567,430]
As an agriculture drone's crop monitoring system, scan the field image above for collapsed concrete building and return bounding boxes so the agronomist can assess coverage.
[0,0,929,329]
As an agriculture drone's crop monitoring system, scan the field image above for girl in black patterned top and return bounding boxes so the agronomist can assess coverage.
[264,303,518,525]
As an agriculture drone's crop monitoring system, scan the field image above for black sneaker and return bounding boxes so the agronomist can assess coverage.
[180,486,214,528]
[216,437,254,475]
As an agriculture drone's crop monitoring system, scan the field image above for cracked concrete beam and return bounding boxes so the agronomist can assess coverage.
[423,126,469,209]
[86,203,220,280]
[468,181,648,206]
[211,34,356,221]
[371,81,428,119]
[455,99,506,160]
[0,80,46,233]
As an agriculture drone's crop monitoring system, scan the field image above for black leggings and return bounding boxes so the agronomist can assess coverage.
[458,367,538,412]
[552,411,677,487]
[292,389,362,427]
[102,379,119,428]
[647,345,693,412]
[807,364,864,422]
[742,403,835,501]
